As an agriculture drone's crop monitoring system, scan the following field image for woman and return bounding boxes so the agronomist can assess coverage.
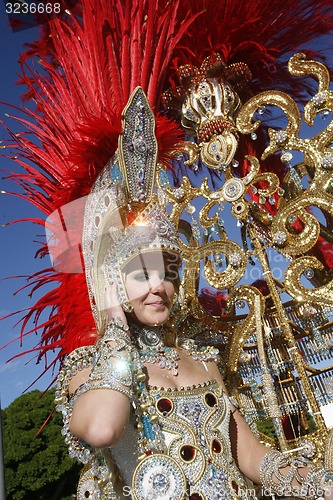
[57,248,333,499]
[55,88,333,499]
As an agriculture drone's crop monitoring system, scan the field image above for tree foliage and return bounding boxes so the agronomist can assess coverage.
[2,389,81,500]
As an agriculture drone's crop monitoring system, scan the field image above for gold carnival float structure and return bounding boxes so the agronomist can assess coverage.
[159,54,333,464]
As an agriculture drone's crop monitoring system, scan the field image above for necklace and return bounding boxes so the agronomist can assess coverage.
[132,325,180,376]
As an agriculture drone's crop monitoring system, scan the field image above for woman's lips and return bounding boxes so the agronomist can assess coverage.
[146,301,165,308]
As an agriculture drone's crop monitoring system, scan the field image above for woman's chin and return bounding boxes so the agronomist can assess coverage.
[140,314,169,327]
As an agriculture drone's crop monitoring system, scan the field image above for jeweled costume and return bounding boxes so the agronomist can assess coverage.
[4,1,333,499]
[57,343,252,499]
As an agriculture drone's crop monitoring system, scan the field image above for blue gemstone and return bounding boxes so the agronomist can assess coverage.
[110,164,123,182]
[159,170,170,186]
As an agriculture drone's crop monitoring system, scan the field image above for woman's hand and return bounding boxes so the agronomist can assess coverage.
[105,283,128,326]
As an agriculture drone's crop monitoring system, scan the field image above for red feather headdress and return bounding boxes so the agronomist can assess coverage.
[2,0,333,375]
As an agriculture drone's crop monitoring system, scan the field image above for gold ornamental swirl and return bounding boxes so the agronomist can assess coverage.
[284,256,333,306]
[181,241,247,301]
[225,286,265,374]
[271,193,333,255]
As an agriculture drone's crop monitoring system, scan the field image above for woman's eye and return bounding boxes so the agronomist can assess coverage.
[134,272,150,281]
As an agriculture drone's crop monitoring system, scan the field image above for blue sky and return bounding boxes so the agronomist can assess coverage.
[0,9,56,408]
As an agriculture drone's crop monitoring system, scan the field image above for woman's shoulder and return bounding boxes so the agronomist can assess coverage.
[56,344,97,398]
[61,343,97,369]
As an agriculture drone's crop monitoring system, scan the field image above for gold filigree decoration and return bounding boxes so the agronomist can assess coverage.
[226,286,265,374]
[284,256,333,306]
[236,53,333,303]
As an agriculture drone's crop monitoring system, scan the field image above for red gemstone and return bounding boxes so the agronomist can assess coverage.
[212,439,222,453]
[156,398,172,415]
[145,450,152,456]
[180,445,196,462]
[205,392,217,407]
[190,494,203,500]
[232,481,239,493]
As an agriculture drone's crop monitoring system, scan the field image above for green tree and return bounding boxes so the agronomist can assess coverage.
[2,389,81,500]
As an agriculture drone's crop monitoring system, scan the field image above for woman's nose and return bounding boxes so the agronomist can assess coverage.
[149,273,165,292]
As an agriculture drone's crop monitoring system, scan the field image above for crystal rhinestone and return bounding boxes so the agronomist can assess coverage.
[229,252,242,267]
[133,137,147,153]
[236,299,246,309]
[321,153,333,169]
[320,109,330,119]
[303,305,317,318]
[198,81,210,97]
[300,439,316,459]
[138,168,145,180]
[152,473,168,490]
[281,152,293,163]
[304,268,315,279]
[312,92,327,107]
[174,188,185,199]
[191,220,201,240]
[185,203,196,215]
[273,230,287,245]
[250,132,257,140]
[258,105,265,115]
[275,130,288,144]
[239,351,252,364]
[222,178,244,201]
[209,140,219,153]
[232,159,239,168]
[212,439,222,453]
[180,445,196,461]
[140,328,162,347]
[184,107,197,121]
[156,398,173,415]
[205,392,217,407]
[288,214,297,223]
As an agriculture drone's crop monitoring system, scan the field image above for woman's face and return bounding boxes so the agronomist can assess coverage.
[124,252,178,327]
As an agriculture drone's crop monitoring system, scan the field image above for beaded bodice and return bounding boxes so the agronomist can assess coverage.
[56,344,256,499]
[137,381,252,499]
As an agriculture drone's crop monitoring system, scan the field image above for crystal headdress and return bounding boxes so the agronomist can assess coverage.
[82,87,181,331]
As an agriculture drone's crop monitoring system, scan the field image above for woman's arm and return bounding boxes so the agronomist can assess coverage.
[69,284,134,448]
[208,360,333,498]
[69,370,131,448]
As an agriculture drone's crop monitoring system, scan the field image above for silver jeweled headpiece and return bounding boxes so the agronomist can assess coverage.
[82,87,182,331]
